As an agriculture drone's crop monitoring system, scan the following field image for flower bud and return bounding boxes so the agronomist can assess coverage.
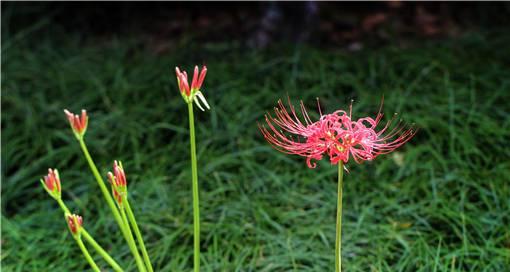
[107,160,127,206]
[66,213,83,236]
[41,168,61,199]
[64,109,88,140]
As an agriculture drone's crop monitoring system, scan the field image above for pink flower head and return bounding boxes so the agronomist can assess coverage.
[66,213,83,235]
[175,65,210,111]
[107,160,127,205]
[259,98,417,168]
[41,168,61,199]
[64,109,88,139]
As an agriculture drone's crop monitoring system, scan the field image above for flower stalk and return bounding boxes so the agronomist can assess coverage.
[188,101,201,272]
[176,65,209,272]
[76,235,101,272]
[124,199,153,272]
[119,205,146,272]
[78,138,146,272]
[335,161,344,272]
[82,229,124,272]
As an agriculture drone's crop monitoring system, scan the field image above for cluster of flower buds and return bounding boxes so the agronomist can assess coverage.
[107,160,127,206]
[175,65,210,111]
[66,213,83,236]
[40,66,208,268]
[64,109,88,140]
[41,168,61,199]
[40,170,83,237]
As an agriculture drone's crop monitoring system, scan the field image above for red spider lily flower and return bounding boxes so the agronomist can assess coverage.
[175,65,210,111]
[107,160,127,206]
[64,109,88,139]
[259,98,417,168]
[41,168,61,199]
[66,213,83,236]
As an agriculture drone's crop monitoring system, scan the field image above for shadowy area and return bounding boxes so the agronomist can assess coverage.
[3,2,510,53]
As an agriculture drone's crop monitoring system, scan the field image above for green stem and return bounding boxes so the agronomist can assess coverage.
[79,139,120,219]
[56,198,70,214]
[78,139,146,272]
[120,206,146,272]
[335,161,344,272]
[76,236,101,272]
[56,198,124,272]
[124,199,153,272]
[188,102,201,272]
[82,229,124,272]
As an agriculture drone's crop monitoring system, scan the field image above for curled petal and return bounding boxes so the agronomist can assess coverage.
[196,91,210,110]
[193,96,205,111]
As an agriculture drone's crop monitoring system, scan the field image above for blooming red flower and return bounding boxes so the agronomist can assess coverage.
[175,65,210,111]
[259,98,417,168]
[107,160,127,205]
[66,213,83,235]
[41,168,61,199]
[64,109,88,139]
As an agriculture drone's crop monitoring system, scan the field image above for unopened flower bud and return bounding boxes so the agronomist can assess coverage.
[64,109,88,140]
[66,213,83,236]
[41,168,61,199]
[107,160,127,206]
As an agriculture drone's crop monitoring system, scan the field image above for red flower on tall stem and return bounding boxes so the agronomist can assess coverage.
[175,65,210,111]
[259,98,417,168]
[64,109,88,139]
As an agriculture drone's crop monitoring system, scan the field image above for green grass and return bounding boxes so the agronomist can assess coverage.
[2,20,510,271]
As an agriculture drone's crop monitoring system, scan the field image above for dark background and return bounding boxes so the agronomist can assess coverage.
[4,2,510,50]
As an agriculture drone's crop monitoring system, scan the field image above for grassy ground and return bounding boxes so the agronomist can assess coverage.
[2,19,510,272]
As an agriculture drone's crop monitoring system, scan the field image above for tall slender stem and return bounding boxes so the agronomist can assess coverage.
[82,229,124,272]
[187,102,201,272]
[79,139,120,219]
[56,198,70,214]
[120,206,146,272]
[335,161,344,272]
[125,199,154,272]
[57,196,124,272]
[78,139,146,272]
[76,236,101,272]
